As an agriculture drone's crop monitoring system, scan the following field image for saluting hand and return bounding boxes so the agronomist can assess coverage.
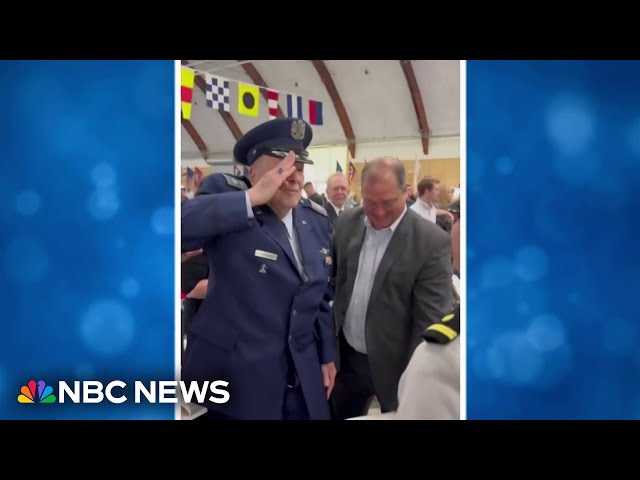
[248,151,298,207]
[181,249,203,262]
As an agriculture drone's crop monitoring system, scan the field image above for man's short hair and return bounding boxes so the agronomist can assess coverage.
[417,177,440,197]
[361,157,406,189]
[326,173,347,188]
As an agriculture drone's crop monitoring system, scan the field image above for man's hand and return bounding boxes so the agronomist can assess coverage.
[248,151,297,207]
[186,279,208,300]
[437,209,454,224]
[444,211,454,223]
[321,362,337,399]
[181,249,203,262]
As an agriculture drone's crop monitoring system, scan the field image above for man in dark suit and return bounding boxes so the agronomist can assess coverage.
[324,172,350,228]
[303,181,325,206]
[330,157,453,419]
[181,250,209,365]
[181,118,337,420]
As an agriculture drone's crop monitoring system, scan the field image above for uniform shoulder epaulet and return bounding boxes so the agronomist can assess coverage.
[221,173,248,191]
[422,305,460,345]
[301,198,328,217]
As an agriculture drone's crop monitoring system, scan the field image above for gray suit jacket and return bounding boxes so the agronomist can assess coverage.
[332,207,453,411]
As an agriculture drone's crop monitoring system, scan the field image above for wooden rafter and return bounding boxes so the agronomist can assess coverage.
[311,60,357,158]
[399,60,430,155]
[181,118,208,159]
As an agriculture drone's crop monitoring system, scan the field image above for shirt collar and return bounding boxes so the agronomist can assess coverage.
[364,205,408,232]
[281,209,294,238]
[329,201,342,215]
[417,197,434,209]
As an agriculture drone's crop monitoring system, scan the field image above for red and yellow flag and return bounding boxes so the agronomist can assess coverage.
[181,67,195,119]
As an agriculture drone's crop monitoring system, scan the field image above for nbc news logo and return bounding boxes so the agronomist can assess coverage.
[18,380,56,404]
[17,379,230,404]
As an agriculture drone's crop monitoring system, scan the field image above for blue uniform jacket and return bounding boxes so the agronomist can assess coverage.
[181,173,336,420]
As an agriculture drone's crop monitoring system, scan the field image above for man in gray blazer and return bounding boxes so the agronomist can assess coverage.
[330,157,453,419]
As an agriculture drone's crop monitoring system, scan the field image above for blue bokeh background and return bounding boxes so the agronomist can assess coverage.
[0,60,176,419]
[467,60,640,419]
[4,59,639,421]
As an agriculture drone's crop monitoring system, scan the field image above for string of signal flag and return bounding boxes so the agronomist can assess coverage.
[180,66,324,126]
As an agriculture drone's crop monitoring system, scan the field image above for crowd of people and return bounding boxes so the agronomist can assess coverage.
[180,117,461,420]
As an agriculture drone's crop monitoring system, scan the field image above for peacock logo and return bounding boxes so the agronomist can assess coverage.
[18,380,56,404]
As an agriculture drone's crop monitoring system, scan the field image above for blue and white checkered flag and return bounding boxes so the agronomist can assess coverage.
[205,74,230,112]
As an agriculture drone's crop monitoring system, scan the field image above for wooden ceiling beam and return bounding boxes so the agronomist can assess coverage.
[181,118,208,159]
[311,60,357,158]
[240,62,285,119]
[399,60,430,154]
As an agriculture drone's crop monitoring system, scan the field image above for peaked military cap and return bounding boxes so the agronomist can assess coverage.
[233,117,314,167]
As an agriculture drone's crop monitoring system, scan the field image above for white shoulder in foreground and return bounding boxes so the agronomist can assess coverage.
[395,339,460,420]
[348,338,460,421]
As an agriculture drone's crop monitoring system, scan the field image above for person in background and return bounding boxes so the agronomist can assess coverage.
[181,249,209,365]
[324,172,350,227]
[411,177,454,229]
[405,184,416,207]
[303,181,325,206]
[437,182,454,208]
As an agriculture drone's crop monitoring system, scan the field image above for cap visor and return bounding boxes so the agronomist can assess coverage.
[294,153,314,164]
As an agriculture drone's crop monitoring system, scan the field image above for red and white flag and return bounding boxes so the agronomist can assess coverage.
[267,89,279,119]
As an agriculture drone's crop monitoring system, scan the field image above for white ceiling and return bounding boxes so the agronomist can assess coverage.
[181,60,460,160]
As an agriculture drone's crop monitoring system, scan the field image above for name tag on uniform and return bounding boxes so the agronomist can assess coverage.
[255,249,278,261]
